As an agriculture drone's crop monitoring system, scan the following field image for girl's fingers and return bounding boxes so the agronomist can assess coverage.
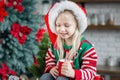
[54,70,59,77]
[53,70,59,78]
[52,74,57,79]
[51,71,57,79]
[54,66,59,74]
[53,67,59,78]
[61,69,67,76]
[62,61,72,70]
[50,66,59,78]
[55,69,59,74]
[62,63,68,70]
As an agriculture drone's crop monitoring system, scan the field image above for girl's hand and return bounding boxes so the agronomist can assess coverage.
[61,61,75,78]
[50,66,59,78]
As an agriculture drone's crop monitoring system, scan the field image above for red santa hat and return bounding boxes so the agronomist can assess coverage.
[44,1,87,46]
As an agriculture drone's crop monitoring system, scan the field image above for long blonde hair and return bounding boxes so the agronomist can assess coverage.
[55,10,81,60]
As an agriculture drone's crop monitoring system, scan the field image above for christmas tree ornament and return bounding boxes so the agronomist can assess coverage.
[6,0,24,13]
[33,54,38,67]
[19,74,29,80]
[0,63,17,80]
[0,0,8,22]
[8,75,19,80]
[10,23,32,44]
[36,28,46,42]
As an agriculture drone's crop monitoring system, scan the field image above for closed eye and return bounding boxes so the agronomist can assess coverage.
[56,24,61,27]
[64,23,70,27]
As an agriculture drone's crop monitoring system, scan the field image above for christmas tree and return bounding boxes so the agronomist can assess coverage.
[29,28,50,78]
[0,0,41,78]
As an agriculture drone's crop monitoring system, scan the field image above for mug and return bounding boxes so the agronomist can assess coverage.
[58,59,73,76]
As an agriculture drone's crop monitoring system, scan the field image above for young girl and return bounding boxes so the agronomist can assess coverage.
[40,1,97,80]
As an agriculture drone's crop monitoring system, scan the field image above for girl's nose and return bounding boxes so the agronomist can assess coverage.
[60,26,65,32]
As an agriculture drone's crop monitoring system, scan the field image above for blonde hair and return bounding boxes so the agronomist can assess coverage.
[55,10,81,60]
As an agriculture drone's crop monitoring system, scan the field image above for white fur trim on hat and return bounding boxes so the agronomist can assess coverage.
[48,1,87,34]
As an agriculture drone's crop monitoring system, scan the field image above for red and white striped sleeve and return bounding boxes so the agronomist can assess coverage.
[44,48,56,73]
[74,47,97,80]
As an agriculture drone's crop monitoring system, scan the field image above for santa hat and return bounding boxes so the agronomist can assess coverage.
[44,1,87,45]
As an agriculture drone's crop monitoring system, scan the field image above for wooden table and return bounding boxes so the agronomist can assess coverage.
[97,65,120,80]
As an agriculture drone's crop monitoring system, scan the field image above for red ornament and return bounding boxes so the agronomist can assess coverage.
[0,63,16,80]
[0,0,5,8]
[36,28,46,42]
[10,23,32,44]
[0,0,8,22]
[6,0,24,13]
[33,55,38,66]
[0,8,8,22]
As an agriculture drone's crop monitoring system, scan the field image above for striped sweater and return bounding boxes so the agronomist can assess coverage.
[44,37,97,80]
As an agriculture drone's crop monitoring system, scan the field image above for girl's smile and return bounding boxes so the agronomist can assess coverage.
[60,32,68,37]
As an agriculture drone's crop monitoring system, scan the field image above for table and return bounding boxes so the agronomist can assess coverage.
[97,65,120,80]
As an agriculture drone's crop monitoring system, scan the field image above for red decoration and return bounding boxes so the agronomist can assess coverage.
[36,28,46,42]
[6,0,24,13]
[0,0,5,8]
[10,23,32,44]
[0,0,8,22]
[33,55,38,66]
[0,63,16,80]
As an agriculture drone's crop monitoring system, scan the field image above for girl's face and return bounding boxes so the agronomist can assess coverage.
[55,11,77,41]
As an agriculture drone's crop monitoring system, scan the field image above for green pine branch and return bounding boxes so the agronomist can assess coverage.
[29,33,50,77]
